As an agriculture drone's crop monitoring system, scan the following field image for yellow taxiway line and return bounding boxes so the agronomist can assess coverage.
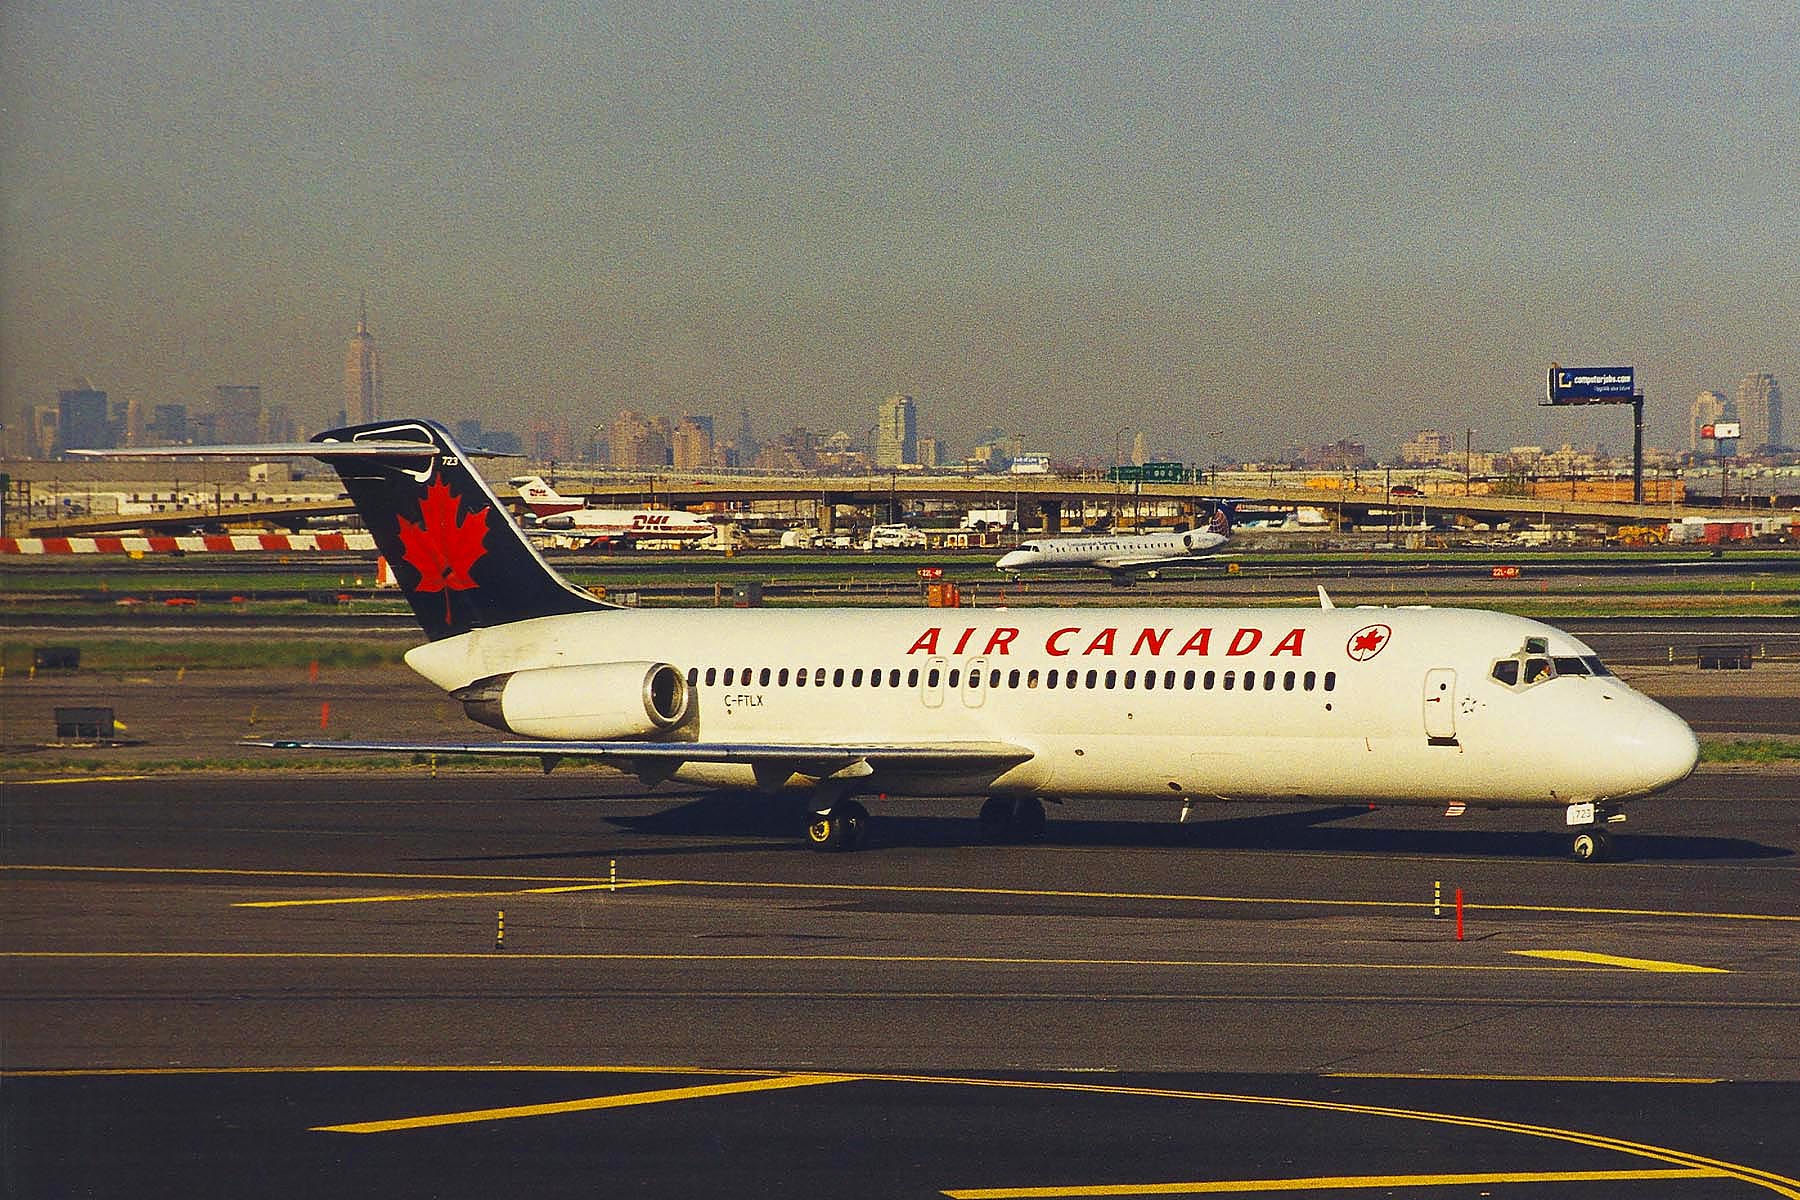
[942,1168,1730,1197]
[0,949,1642,972]
[2,1064,1792,1193]
[10,863,1796,924]
[313,1072,854,1134]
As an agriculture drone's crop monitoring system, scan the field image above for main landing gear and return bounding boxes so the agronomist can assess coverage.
[806,800,867,852]
[978,795,1046,843]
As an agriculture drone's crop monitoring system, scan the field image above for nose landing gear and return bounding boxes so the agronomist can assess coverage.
[1567,802,1624,862]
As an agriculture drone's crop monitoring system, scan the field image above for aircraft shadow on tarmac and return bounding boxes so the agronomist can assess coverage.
[423,792,1792,866]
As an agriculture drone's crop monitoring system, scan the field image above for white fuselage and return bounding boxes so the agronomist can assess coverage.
[405,605,1697,808]
[997,529,1229,574]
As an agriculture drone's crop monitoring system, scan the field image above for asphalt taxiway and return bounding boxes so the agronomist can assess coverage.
[5,767,1799,1196]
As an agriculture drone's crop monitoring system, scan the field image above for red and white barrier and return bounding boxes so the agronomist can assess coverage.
[0,533,377,554]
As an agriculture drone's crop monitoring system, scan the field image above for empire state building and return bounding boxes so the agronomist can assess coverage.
[343,302,382,426]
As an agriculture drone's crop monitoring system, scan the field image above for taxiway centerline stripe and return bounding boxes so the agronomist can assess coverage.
[9,863,1799,923]
[0,950,1627,971]
[235,882,663,907]
[16,776,152,786]
[1324,1072,1721,1084]
[942,1168,1728,1197]
[1,1065,795,1079]
[311,1073,854,1133]
[1510,950,1728,973]
[0,1064,1790,1194]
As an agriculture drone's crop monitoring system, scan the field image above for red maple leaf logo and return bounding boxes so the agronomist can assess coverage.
[395,475,489,624]
[1346,623,1391,661]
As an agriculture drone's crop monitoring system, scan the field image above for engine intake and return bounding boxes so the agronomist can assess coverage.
[455,661,692,740]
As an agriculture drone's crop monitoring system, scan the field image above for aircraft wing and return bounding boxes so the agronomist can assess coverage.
[244,737,1034,781]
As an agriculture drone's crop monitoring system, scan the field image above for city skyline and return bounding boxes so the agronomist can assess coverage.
[3,6,1796,462]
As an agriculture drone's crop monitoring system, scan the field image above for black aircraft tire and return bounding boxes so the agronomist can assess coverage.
[978,796,1013,842]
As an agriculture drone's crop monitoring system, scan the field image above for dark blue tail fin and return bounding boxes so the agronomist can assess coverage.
[314,419,608,640]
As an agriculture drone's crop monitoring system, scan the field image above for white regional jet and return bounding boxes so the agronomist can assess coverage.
[508,475,715,545]
[85,420,1697,860]
[998,508,1233,585]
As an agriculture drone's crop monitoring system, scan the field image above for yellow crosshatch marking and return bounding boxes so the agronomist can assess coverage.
[312,1073,855,1133]
[1510,950,1729,974]
[940,1168,1731,1197]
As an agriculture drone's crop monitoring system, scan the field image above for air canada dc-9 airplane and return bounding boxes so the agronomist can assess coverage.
[86,419,1698,861]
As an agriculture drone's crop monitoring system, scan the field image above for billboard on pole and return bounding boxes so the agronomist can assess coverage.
[1545,365,1636,405]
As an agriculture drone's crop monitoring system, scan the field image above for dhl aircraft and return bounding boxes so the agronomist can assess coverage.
[508,474,715,544]
[997,508,1232,584]
[86,419,1698,860]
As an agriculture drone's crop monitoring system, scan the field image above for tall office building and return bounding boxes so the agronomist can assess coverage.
[56,383,112,453]
[343,300,381,426]
[212,385,264,445]
[1689,390,1730,454]
[672,415,715,470]
[1735,372,1783,453]
[610,409,669,468]
[1400,428,1454,465]
[875,394,917,468]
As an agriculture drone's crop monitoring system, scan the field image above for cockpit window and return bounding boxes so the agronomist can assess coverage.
[1492,640,1611,692]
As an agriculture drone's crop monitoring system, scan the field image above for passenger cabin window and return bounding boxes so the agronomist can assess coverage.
[759,668,771,686]
[852,668,864,686]
[907,669,919,687]
[948,669,961,688]
[723,668,735,686]
[705,667,717,686]
[927,668,940,687]
[833,668,845,687]
[796,667,807,687]
[687,667,698,686]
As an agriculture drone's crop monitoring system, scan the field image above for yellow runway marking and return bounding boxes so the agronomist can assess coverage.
[942,1168,1728,1197]
[15,776,151,785]
[312,1072,853,1133]
[236,882,666,907]
[1511,950,1729,973]
[8,862,1800,923]
[1,1065,1794,1194]
[0,950,1627,972]
[1326,1072,1721,1084]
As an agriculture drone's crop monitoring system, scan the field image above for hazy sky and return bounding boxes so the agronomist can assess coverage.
[3,2,1795,462]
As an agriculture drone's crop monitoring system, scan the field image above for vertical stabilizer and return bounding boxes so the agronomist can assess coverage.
[313,420,608,639]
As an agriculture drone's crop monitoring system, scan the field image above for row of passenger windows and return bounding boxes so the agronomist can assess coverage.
[690,664,1337,694]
